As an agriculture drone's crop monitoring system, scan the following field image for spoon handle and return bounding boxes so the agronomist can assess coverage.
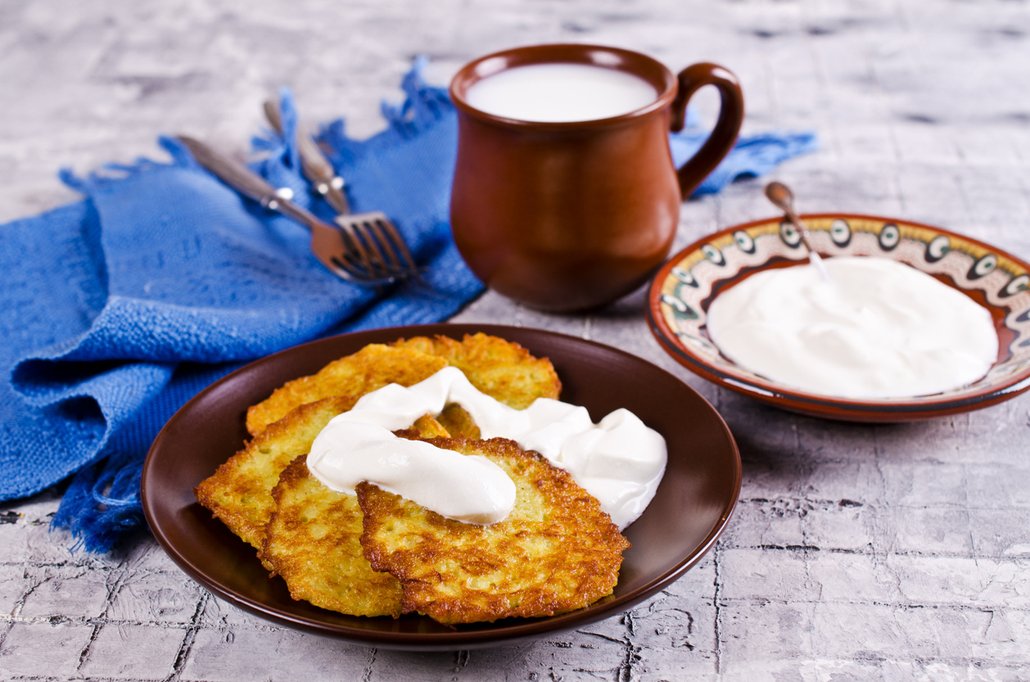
[764,181,832,282]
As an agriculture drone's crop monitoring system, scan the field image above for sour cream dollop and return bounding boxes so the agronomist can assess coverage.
[306,366,667,528]
[705,256,999,399]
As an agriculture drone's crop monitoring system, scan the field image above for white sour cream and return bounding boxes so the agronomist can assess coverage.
[705,256,998,399]
[307,366,667,528]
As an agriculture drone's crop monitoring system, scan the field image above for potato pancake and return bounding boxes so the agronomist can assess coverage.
[357,437,629,624]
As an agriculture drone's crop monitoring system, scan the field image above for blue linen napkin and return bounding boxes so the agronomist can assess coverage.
[0,59,816,552]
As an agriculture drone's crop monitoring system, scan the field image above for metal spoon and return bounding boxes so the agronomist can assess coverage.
[765,181,832,282]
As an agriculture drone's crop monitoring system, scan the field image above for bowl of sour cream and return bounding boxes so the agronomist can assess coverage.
[647,213,1030,421]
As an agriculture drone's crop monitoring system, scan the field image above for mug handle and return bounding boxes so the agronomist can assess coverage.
[669,63,745,199]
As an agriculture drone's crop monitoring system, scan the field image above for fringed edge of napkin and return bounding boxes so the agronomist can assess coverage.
[51,446,146,553]
[59,137,197,198]
[320,56,452,166]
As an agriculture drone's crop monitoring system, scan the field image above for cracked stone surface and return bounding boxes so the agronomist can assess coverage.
[2,0,1030,679]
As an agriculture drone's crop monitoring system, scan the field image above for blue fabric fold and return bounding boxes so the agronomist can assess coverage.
[0,59,816,551]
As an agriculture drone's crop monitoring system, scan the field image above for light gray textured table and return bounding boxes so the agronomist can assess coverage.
[2,1,1029,680]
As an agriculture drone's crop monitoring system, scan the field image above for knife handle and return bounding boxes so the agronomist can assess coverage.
[263,99,351,215]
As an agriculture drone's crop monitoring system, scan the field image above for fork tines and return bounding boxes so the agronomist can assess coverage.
[335,211,419,282]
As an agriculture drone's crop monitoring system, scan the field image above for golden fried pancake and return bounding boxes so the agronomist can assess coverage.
[246,344,447,436]
[246,333,561,436]
[196,396,353,554]
[260,418,451,618]
[357,437,630,624]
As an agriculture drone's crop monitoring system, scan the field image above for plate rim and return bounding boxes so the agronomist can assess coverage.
[141,322,742,649]
[647,212,1030,421]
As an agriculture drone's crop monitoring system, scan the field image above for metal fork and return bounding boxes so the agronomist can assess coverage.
[177,135,397,285]
[263,100,419,281]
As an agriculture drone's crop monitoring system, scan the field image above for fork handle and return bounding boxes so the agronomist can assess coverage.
[263,99,351,215]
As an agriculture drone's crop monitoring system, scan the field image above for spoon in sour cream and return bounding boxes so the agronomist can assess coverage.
[765,181,832,283]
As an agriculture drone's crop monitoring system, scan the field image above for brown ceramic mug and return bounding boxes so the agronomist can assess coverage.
[449,44,745,312]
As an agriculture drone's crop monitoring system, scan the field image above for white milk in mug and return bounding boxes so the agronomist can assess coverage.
[464,62,659,123]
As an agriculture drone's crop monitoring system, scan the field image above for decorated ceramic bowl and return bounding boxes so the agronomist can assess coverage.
[647,214,1030,422]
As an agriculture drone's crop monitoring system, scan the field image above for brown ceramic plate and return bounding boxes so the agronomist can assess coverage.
[648,214,1030,422]
[141,323,741,650]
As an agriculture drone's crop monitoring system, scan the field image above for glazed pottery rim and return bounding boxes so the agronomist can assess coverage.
[647,212,1030,417]
[449,43,678,130]
[142,323,742,649]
